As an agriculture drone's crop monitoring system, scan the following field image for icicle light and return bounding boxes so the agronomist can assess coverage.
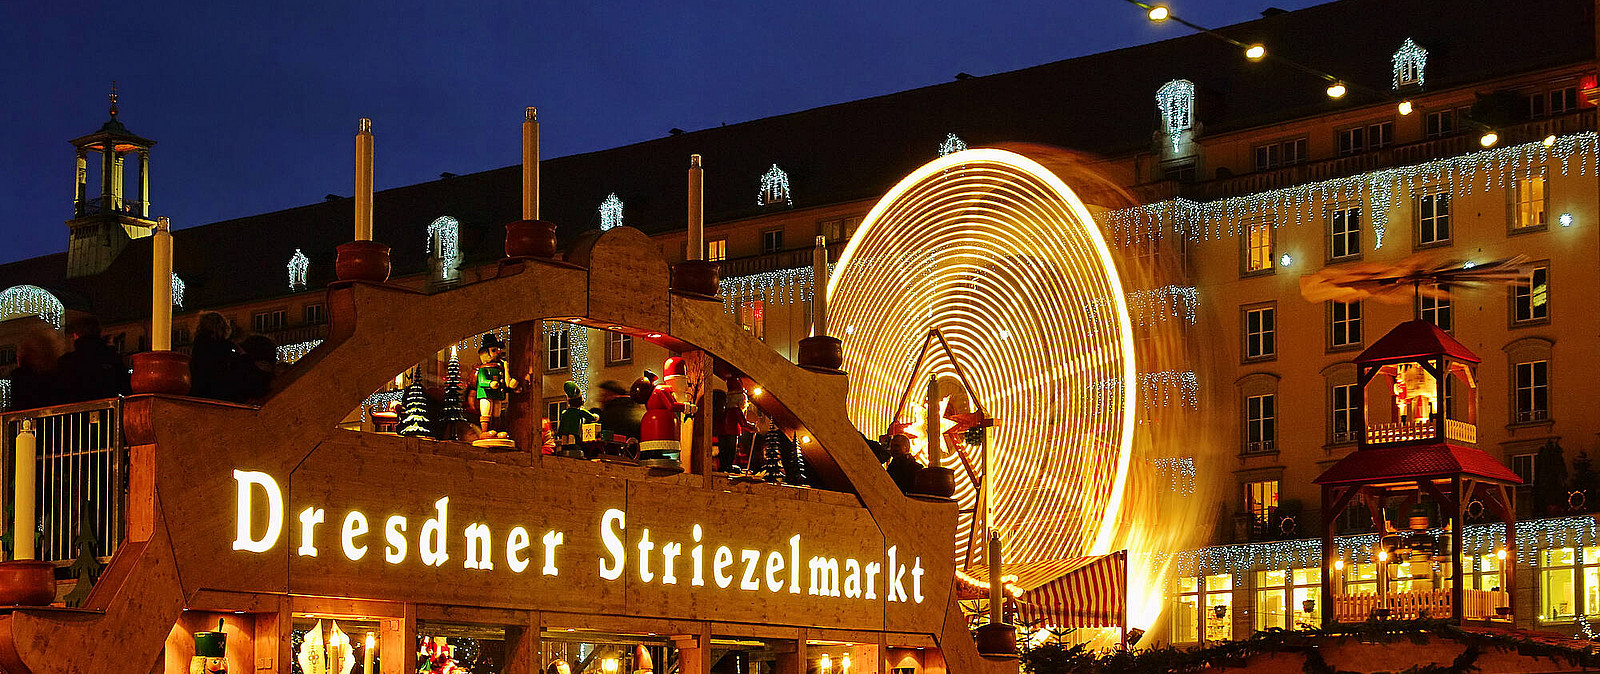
[759,164,792,207]
[0,285,64,329]
[288,249,310,291]
[598,194,624,231]
[939,133,968,157]
[427,216,461,267]
[276,339,323,364]
[170,273,185,310]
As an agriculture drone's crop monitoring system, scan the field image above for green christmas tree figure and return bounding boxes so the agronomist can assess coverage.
[397,369,433,438]
[759,429,787,484]
[62,500,103,607]
[436,353,469,439]
[781,435,811,487]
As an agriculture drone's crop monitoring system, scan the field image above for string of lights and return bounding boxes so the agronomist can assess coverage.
[287,249,310,291]
[0,285,64,329]
[0,379,11,411]
[939,133,968,157]
[170,273,185,310]
[427,216,461,268]
[759,164,792,207]
[599,194,624,231]
[276,339,323,364]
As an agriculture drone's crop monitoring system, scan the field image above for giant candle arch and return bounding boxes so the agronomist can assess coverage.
[828,148,1137,564]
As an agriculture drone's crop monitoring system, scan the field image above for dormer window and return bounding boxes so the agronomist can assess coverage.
[939,133,968,157]
[1392,38,1427,89]
[1156,79,1195,145]
[599,194,624,230]
[427,216,460,267]
[759,165,792,207]
[288,249,310,292]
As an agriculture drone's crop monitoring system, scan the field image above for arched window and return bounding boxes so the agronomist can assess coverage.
[759,165,792,207]
[288,249,310,291]
[427,216,461,268]
[0,285,64,328]
[1392,38,1427,89]
[599,194,624,230]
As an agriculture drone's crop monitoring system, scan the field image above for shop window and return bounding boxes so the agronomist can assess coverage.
[304,303,328,325]
[707,239,727,261]
[1254,569,1288,631]
[1244,394,1276,454]
[1543,547,1578,622]
[1417,188,1451,245]
[1172,575,1200,643]
[1331,383,1358,444]
[1291,568,1322,629]
[543,630,676,674]
[1243,220,1273,274]
[1203,574,1233,642]
[1513,265,1550,324]
[1513,174,1548,230]
[1418,285,1451,331]
[1465,553,1504,591]
[606,331,633,365]
[1514,360,1549,423]
[290,617,383,674]
[418,621,516,674]
[1329,300,1362,349]
[546,326,571,371]
[254,309,287,333]
[1243,304,1276,361]
[740,301,766,341]
[1328,206,1361,261]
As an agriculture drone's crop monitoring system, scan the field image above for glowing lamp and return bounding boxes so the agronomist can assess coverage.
[1334,559,1345,571]
[1560,213,1573,227]
[602,658,618,674]
[1377,549,1389,562]
[820,654,832,673]
[800,435,812,444]
[1244,44,1265,61]
[1279,253,1292,267]
[1543,134,1557,147]
[1397,100,1413,116]
[1496,548,1507,561]
[1479,131,1498,148]
[841,654,851,672]
[1147,5,1169,21]
[1326,83,1347,99]
[751,387,764,397]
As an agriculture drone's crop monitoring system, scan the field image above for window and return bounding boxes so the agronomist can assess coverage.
[1513,266,1549,323]
[1543,547,1578,622]
[1418,285,1451,331]
[1328,206,1361,260]
[1254,568,1321,631]
[0,345,14,367]
[1172,576,1200,643]
[1245,394,1276,453]
[1337,122,1393,155]
[303,303,327,326]
[1254,570,1288,631]
[1243,221,1273,273]
[1466,553,1504,591]
[759,164,792,206]
[252,310,287,333]
[1329,301,1362,349]
[760,229,784,254]
[606,331,632,365]
[1417,188,1451,245]
[1244,306,1276,360]
[546,326,570,371]
[1392,38,1427,88]
[1290,568,1322,629]
[545,399,564,425]
[707,239,727,262]
[1425,107,1472,138]
[1513,174,1547,230]
[1253,138,1308,171]
[1203,574,1233,642]
[820,216,862,244]
[1331,383,1358,444]
[1514,360,1549,422]
[1245,480,1278,520]
[1344,562,1378,595]
[1161,160,1197,183]
[739,301,766,341]
[1531,87,1579,117]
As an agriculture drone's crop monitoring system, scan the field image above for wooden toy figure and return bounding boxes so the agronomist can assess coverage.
[637,356,695,471]
[471,336,518,448]
[555,381,598,459]
[716,376,757,472]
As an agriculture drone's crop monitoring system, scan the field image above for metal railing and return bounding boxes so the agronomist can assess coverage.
[2,399,126,562]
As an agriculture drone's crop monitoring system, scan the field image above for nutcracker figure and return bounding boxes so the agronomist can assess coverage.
[555,381,599,459]
[471,336,518,448]
[637,356,696,471]
[716,377,757,472]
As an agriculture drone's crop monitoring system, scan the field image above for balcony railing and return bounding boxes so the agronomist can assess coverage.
[1365,419,1478,445]
[1,399,126,562]
[1444,418,1477,444]
[716,242,847,279]
[1333,588,1507,622]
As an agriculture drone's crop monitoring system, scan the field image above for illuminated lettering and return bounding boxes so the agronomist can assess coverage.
[740,549,760,590]
[341,511,368,561]
[384,515,407,564]
[464,523,493,570]
[506,527,530,573]
[232,470,283,553]
[691,525,705,587]
[912,556,925,603]
[297,507,324,557]
[599,509,625,580]
[844,559,863,598]
[713,546,733,588]
[542,530,563,576]
[809,556,840,597]
[637,529,655,582]
[788,534,801,593]
[420,497,449,567]
[864,562,880,600]
[886,546,908,603]
[765,551,784,592]
[661,542,682,584]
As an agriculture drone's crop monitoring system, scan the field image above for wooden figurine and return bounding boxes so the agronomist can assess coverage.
[471,336,518,449]
[555,381,598,459]
[716,376,757,473]
[637,356,694,471]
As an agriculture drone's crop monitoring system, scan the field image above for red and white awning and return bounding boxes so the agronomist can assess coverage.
[962,551,1127,629]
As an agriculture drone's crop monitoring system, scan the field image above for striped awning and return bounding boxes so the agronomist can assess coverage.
[964,551,1127,628]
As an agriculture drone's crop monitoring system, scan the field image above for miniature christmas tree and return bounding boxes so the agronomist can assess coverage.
[62,500,103,607]
[759,429,787,484]
[782,436,812,487]
[436,353,469,439]
[397,370,433,438]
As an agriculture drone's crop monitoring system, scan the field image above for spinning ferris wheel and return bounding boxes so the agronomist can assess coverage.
[828,148,1137,568]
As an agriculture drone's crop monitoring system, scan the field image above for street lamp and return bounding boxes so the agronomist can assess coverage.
[1147,5,1170,21]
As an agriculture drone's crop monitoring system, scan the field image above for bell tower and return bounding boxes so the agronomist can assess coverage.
[65,84,156,278]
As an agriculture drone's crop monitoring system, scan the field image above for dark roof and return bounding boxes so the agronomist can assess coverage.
[1356,320,1482,365]
[0,0,1592,318]
[1314,442,1523,485]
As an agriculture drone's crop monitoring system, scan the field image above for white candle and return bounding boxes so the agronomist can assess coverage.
[355,119,374,241]
[523,107,539,220]
[811,236,828,336]
[362,633,374,674]
[988,530,1004,624]
[687,155,704,260]
[13,419,36,560]
[151,217,173,351]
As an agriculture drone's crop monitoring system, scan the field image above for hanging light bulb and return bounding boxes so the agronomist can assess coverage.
[1326,82,1347,99]
[1398,100,1413,116]
[1245,44,1266,61]
[1480,131,1499,147]
[1543,134,1557,147]
[1147,5,1170,21]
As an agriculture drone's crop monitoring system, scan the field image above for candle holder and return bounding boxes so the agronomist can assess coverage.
[335,240,392,283]
[974,622,1017,656]
[911,466,956,499]
[669,260,721,300]
[0,559,56,606]
[797,336,844,373]
[505,220,559,259]
[131,350,192,395]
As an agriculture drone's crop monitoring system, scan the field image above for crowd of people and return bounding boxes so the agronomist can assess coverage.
[3,311,278,411]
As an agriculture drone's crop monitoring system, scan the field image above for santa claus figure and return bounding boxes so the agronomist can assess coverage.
[636,356,696,470]
[716,376,757,472]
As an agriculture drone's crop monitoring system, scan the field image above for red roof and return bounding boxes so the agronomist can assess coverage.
[1356,320,1481,364]
[1314,442,1522,485]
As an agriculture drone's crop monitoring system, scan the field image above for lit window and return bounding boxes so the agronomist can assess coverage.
[1392,38,1427,88]
[759,165,792,207]
[1172,576,1200,643]
[1331,383,1358,444]
[761,229,784,255]
[1245,394,1276,453]
[707,239,727,261]
[606,331,633,365]
[1417,188,1451,245]
[1418,285,1451,331]
[546,326,571,371]
[1514,360,1549,422]
[1514,174,1547,229]
[1255,570,1288,631]
[1329,206,1361,260]
[1245,479,1278,520]
[1203,574,1233,642]
[740,301,766,341]
[1244,306,1275,360]
[1244,221,1272,273]
[1542,547,1577,622]
[1330,301,1362,348]
[1514,266,1550,323]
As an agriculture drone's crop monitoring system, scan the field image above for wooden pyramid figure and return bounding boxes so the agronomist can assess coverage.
[62,500,103,608]
[1314,320,1522,626]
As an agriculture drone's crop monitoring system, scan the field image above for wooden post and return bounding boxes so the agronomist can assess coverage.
[523,108,539,220]
[380,605,415,674]
[507,321,545,456]
[1320,484,1336,626]
[151,217,173,351]
[1451,477,1465,621]
[355,119,374,241]
[689,353,714,478]
[503,611,539,674]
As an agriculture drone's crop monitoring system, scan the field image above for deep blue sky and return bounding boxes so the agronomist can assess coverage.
[0,0,1324,265]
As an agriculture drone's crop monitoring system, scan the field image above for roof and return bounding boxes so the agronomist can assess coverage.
[1356,320,1482,365]
[1,0,1593,319]
[1313,442,1523,485]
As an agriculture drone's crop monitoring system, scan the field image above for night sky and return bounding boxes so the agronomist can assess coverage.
[0,0,1324,265]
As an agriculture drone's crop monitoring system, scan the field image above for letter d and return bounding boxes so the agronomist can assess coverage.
[233,470,283,553]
